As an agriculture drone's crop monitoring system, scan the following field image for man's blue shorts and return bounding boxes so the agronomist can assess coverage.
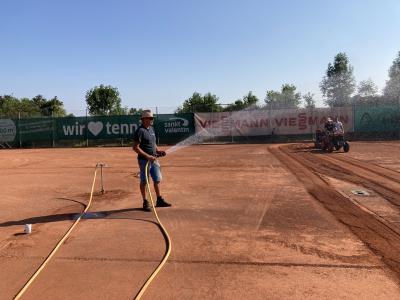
[138,159,162,184]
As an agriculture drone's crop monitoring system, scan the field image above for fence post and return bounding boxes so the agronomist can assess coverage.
[52,111,55,148]
[211,105,215,143]
[85,108,89,147]
[18,111,22,148]
[156,106,160,145]
[230,111,233,143]
[352,103,356,134]
[119,113,123,147]
[309,106,313,139]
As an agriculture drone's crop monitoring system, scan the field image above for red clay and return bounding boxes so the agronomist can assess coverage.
[1,144,400,299]
[272,143,400,280]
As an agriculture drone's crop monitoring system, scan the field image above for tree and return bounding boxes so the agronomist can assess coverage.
[18,97,41,117]
[357,79,378,97]
[129,108,144,115]
[29,94,67,117]
[39,96,66,116]
[0,95,20,117]
[176,92,221,113]
[242,91,259,107]
[320,52,356,107]
[384,51,400,101]
[224,91,259,111]
[303,92,316,108]
[112,106,143,115]
[352,79,382,105]
[0,94,67,117]
[32,95,47,109]
[85,84,122,115]
[265,84,301,109]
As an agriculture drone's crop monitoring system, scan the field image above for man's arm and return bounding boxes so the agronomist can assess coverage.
[133,141,156,161]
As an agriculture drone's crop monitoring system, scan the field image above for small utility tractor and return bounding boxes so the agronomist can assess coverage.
[314,129,350,153]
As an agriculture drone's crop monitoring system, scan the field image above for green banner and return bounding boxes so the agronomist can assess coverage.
[19,118,54,142]
[56,114,195,142]
[0,113,196,145]
[155,113,195,143]
[56,115,141,140]
[355,104,400,132]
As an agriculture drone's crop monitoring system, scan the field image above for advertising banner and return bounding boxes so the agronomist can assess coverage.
[0,119,17,142]
[56,114,195,142]
[355,104,400,132]
[19,118,54,142]
[195,107,353,136]
[155,113,195,143]
[56,115,141,140]
[0,114,195,144]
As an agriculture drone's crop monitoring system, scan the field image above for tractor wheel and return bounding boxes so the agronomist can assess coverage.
[343,142,350,153]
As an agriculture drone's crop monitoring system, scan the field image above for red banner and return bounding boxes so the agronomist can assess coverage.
[195,107,353,136]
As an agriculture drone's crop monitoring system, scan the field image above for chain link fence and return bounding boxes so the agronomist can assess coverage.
[1,103,399,148]
[353,102,400,139]
[192,105,353,144]
[191,102,400,143]
[0,107,194,148]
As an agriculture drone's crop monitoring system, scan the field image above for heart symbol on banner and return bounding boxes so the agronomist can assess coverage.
[88,121,103,136]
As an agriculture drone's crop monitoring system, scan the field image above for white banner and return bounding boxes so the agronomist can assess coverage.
[0,119,17,142]
[195,107,353,136]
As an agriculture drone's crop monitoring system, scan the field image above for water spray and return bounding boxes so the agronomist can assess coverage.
[166,104,260,155]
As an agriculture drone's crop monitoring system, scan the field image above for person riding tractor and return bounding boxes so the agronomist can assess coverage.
[324,117,335,133]
[314,116,349,152]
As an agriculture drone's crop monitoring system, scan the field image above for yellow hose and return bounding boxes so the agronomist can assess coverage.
[134,160,172,300]
[13,160,171,299]
[14,166,99,300]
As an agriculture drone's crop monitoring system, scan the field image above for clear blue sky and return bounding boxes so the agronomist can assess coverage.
[1,0,400,114]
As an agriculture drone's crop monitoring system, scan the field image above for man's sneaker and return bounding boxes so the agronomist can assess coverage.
[142,199,152,212]
[156,197,172,207]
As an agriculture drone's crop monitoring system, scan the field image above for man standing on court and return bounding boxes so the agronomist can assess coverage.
[133,110,171,211]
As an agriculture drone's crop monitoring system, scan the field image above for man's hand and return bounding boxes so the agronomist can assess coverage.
[147,155,157,161]
[156,150,166,157]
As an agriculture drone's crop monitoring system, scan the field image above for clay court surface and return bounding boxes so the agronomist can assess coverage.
[1,142,400,299]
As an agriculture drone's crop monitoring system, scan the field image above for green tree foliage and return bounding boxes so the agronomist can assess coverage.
[224,91,259,111]
[85,84,122,115]
[176,92,221,113]
[32,95,47,109]
[0,94,66,117]
[383,51,400,101]
[265,84,301,109]
[302,92,316,108]
[357,79,378,98]
[39,96,66,116]
[112,106,143,115]
[320,52,356,107]
[0,95,21,117]
[128,108,144,115]
[18,97,41,116]
[352,79,382,105]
